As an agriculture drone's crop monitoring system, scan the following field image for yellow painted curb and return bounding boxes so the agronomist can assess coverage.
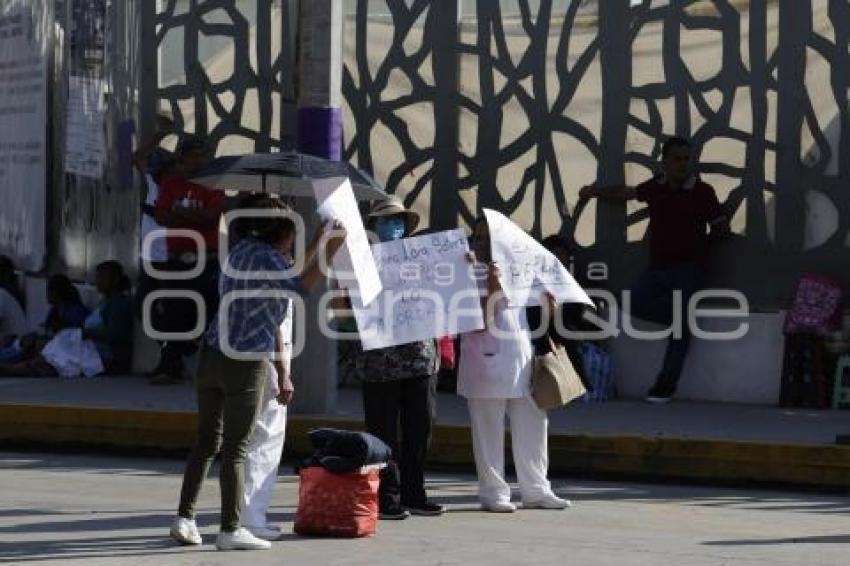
[1,404,848,489]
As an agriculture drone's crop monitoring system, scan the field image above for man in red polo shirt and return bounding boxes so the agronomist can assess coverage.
[581,137,730,403]
[152,135,226,384]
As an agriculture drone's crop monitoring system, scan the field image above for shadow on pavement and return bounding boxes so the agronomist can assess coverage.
[703,534,850,546]
[0,533,185,563]
[0,513,176,535]
[566,484,850,516]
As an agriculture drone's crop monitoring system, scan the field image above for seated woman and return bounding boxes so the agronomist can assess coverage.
[0,256,27,358]
[81,261,134,374]
[0,275,89,375]
[0,261,133,377]
[41,274,90,338]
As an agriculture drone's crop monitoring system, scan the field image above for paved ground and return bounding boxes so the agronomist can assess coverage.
[0,451,847,565]
[1,377,847,445]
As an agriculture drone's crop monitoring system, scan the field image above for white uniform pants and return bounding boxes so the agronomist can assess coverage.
[242,369,287,528]
[467,396,552,505]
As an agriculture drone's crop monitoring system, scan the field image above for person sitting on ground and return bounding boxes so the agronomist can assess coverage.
[0,265,132,378]
[43,275,90,336]
[0,275,89,371]
[0,256,28,359]
[81,261,134,375]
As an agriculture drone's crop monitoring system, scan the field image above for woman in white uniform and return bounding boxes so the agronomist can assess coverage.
[241,302,293,541]
[458,218,571,513]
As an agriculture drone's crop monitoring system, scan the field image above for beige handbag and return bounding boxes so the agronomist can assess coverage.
[531,336,587,410]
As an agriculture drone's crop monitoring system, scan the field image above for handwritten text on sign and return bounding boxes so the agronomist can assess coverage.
[352,229,485,350]
[313,177,382,306]
[484,209,592,307]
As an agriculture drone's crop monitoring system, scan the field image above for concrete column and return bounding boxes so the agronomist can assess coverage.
[289,0,344,414]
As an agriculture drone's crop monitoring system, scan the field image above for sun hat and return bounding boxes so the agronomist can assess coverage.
[367,195,420,233]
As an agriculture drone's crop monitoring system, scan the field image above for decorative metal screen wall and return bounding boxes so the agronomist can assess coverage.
[154,0,295,155]
[342,0,850,307]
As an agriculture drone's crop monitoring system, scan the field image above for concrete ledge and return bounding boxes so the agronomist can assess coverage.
[611,312,786,404]
[2,403,849,490]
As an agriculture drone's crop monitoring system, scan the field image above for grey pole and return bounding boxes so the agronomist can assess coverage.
[288,0,344,415]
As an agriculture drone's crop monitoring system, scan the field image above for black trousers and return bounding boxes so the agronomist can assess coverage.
[361,374,436,509]
[154,258,220,375]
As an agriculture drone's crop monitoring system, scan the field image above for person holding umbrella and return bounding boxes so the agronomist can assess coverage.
[169,194,347,551]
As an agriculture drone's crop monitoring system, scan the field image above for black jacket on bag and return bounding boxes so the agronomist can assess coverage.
[301,428,393,473]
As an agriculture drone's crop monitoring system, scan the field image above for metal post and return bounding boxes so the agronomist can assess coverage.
[775,0,809,253]
[428,0,460,230]
[296,0,343,159]
[139,0,158,156]
[596,0,632,291]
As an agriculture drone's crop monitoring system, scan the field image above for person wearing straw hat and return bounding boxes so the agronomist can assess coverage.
[348,196,444,519]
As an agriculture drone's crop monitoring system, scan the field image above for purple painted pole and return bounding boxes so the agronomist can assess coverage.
[297,107,343,161]
[290,0,343,414]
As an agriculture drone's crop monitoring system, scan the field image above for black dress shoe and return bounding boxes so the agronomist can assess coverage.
[404,500,446,516]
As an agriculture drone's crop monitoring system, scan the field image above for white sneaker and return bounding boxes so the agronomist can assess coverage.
[216,527,272,551]
[245,524,283,541]
[524,493,572,510]
[481,500,517,513]
[169,516,202,545]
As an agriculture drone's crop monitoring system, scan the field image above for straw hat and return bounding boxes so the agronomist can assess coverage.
[367,195,420,233]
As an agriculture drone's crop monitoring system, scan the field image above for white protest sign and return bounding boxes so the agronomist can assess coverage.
[313,177,382,305]
[352,229,484,351]
[484,208,592,307]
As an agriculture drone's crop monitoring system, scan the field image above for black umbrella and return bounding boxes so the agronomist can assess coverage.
[191,151,387,201]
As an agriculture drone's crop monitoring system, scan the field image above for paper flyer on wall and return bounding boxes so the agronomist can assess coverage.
[65,76,106,179]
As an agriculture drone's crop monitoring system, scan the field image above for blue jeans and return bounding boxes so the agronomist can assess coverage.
[628,263,701,391]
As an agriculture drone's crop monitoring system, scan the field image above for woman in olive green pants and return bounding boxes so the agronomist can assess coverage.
[169,195,345,551]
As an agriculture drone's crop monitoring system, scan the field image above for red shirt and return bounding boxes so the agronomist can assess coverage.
[155,175,226,255]
[636,176,724,268]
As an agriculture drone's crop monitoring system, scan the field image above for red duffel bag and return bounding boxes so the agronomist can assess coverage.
[293,466,380,538]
